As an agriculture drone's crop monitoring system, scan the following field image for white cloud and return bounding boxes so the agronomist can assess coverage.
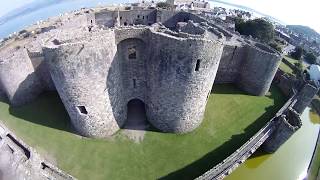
[212,0,320,33]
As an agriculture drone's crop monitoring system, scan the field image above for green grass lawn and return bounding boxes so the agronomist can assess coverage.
[279,61,294,74]
[279,56,308,75]
[0,84,286,180]
[284,56,299,65]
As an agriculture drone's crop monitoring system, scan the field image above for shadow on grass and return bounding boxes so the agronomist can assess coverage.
[211,84,249,95]
[3,91,162,135]
[160,86,286,180]
[4,91,76,134]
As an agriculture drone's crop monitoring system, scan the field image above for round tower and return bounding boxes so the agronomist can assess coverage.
[0,48,43,106]
[146,32,224,133]
[239,42,282,96]
[43,30,123,138]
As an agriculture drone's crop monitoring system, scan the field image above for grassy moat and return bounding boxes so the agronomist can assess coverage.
[0,84,286,180]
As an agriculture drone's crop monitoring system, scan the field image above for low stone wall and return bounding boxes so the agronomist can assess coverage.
[0,122,75,180]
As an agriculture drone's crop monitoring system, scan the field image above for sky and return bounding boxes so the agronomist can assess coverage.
[0,0,34,17]
[213,0,320,33]
[0,0,319,33]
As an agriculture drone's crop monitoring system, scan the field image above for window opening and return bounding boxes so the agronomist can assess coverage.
[195,59,201,71]
[128,47,137,59]
[77,106,88,115]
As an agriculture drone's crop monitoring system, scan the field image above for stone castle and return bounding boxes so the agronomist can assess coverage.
[0,8,282,138]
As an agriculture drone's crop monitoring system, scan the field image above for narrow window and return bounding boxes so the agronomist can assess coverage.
[137,15,140,18]
[124,22,127,26]
[77,106,88,115]
[120,16,122,20]
[90,20,93,24]
[128,47,137,59]
[195,59,201,71]
[143,16,145,19]
[133,79,136,88]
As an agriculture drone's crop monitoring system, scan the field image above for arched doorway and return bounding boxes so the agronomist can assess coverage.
[124,99,149,130]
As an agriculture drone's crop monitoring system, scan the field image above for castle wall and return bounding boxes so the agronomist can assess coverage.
[147,32,223,132]
[158,11,205,30]
[238,43,281,96]
[293,83,319,114]
[27,51,56,91]
[117,38,148,102]
[0,48,44,106]
[44,30,122,138]
[215,44,246,83]
[262,110,302,152]
[95,9,157,27]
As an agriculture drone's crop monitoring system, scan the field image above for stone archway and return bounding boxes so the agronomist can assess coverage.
[124,98,149,130]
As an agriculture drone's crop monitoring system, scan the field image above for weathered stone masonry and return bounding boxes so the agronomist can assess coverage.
[0,8,282,138]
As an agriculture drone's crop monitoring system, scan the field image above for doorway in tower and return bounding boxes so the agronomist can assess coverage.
[124,98,149,130]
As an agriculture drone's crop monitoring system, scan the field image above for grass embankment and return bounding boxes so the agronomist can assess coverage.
[279,56,308,75]
[279,61,294,74]
[0,84,286,180]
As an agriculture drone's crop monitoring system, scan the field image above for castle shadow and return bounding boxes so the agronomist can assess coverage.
[159,87,284,180]
[211,83,251,95]
[7,91,77,135]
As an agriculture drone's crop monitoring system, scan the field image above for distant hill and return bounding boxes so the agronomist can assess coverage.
[287,25,320,41]
[211,0,286,24]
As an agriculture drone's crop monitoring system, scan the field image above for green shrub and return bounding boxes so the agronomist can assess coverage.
[290,46,303,60]
[156,2,172,9]
[269,41,283,53]
[235,18,275,43]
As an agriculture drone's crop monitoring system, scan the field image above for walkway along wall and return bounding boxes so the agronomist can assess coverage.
[197,76,319,179]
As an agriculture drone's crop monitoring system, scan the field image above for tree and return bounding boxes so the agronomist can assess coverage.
[235,18,275,43]
[156,2,172,9]
[304,51,317,64]
[290,46,303,60]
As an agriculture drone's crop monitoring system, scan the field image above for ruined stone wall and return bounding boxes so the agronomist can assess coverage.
[238,43,282,96]
[262,109,302,152]
[44,30,122,138]
[116,34,149,102]
[26,51,56,91]
[158,11,205,30]
[293,83,319,114]
[95,9,157,27]
[0,48,44,106]
[147,31,223,132]
[0,123,74,180]
[215,43,246,83]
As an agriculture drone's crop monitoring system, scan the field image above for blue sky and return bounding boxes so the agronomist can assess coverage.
[0,0,34,17]
[1,0,319,33]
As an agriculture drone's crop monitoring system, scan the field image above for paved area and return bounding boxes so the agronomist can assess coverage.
[0,144,19,180]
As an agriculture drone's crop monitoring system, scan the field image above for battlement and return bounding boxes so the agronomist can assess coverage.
[0,8,282,138]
